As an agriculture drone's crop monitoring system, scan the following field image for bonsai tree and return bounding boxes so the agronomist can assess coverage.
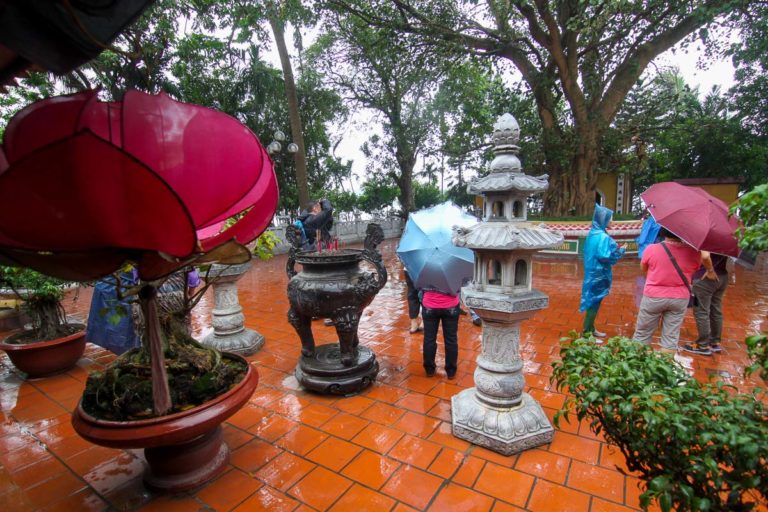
[0,89,278,417]
[0,266,78,341]
[553,335,767,511]
[731,183,768,380]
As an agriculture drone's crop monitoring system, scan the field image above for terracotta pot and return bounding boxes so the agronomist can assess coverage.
[71,354,258,492]
[0,324,86,378]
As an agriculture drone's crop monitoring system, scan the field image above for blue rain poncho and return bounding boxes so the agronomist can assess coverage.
[636,216,661,258]
[579,204,625,312]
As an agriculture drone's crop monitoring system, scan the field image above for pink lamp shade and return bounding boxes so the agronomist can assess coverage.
[0,90,278,281]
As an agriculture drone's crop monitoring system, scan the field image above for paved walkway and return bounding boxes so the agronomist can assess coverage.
[1,239,766,511]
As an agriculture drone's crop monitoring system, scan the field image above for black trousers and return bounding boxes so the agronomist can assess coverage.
[422,306,460,375]
[404,271,421,320]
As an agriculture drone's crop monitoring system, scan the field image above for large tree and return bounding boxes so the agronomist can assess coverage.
[309,17,453,215]
[327,0,741,215]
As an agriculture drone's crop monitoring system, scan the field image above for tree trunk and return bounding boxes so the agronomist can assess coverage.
[543,124,601,217]
[269,16,310,209]
[396,158,416,217]
[139,285,172,417]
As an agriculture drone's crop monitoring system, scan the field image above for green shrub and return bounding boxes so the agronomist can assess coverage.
[746,334,768,382]
[552,335,768,511]
[731,184,768,381]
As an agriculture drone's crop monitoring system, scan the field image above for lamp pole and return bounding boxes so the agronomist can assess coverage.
[266,130,299,212]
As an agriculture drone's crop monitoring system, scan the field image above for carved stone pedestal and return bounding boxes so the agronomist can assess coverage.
[295,344,379,396]
[451,290,554,455]
[202,263,264,356]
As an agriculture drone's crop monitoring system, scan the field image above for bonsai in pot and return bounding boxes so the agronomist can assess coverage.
[0,266,85,377]
[0,89,278,491]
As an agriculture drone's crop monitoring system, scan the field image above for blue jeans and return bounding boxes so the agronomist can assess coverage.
[422,306,460,375]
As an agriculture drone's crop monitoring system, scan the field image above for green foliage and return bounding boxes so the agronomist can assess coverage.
[252,230,280,261]
[731,184,768,253]
[323,189,359,213]
[357,175,399,213]
[413,181,444,210]
[327,0,740,215]
[745,334,768,382]
[0,72,54,135]
[552,335,768,511]
[730,184,768,380]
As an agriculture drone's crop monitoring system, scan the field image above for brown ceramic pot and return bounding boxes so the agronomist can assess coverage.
[0,324,86,378]
[71,354,258,492]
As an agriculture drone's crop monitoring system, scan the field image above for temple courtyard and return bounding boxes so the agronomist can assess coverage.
[1,238,766,512]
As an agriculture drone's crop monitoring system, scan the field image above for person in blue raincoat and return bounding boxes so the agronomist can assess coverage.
[633,214,663,307]
[579,204,626,339]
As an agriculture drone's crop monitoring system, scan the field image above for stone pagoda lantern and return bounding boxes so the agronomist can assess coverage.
[451,113,564,455]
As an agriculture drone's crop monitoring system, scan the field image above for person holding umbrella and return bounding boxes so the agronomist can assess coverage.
[580,204,626,340]
[396,202,477,379]
[682,251,731,355]
[638,182,741,353]
[632,228,709,351]
[421,288,460,378]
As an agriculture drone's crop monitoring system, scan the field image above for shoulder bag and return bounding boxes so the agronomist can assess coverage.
[660,242,699,308]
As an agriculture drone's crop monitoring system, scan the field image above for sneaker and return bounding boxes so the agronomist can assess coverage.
[593,329,607,338]
[324,318,334,326]
[425,368,435,377]
[593,338,605,345]
[472,317,481,326]
[682,343,712,356]
[710,344,722,353]
[446,372,456,380]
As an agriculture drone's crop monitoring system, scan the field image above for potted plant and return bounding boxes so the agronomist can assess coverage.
[0,266,85,377]
[552,335,768,511]
[0,89,278,491]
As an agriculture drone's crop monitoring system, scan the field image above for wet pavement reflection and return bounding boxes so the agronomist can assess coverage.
[1,239,766,511]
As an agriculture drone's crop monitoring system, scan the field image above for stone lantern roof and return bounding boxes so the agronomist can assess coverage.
[467,113,549,195]
[455,112,563,251]
[453,222,563,251]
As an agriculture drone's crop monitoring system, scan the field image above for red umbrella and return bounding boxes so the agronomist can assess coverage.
[640,182,739,256]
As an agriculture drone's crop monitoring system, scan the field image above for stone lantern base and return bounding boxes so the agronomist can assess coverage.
[201,262,264,356]
[452,391,553,455]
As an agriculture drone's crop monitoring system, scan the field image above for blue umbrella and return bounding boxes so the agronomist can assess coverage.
[396,202,477,295]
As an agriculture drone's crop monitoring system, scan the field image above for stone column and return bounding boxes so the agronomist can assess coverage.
[202,262,264,355]
[452,291,555,455]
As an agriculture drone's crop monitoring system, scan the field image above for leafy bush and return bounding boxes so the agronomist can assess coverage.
[552,335,768,512]
[253,230,280,261]
[732,183,768,253]
[731,183,768,380]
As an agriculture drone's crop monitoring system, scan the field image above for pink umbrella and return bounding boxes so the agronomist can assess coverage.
[640,182,739,256]
[0,90,278,281]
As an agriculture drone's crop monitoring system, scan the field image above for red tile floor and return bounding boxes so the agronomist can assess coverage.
[1,239,766,511]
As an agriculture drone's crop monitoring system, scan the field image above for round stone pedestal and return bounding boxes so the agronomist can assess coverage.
[452,390,554,456]
[202,262,264,356]
[295,344,378,395]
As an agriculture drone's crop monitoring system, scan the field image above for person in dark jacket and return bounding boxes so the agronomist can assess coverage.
[297,198,333,249]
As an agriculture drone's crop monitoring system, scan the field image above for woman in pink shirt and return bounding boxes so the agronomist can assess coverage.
[633,229,705,352]
[421,289,460,378]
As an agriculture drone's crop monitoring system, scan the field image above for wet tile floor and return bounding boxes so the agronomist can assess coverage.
[1,238,766,511]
